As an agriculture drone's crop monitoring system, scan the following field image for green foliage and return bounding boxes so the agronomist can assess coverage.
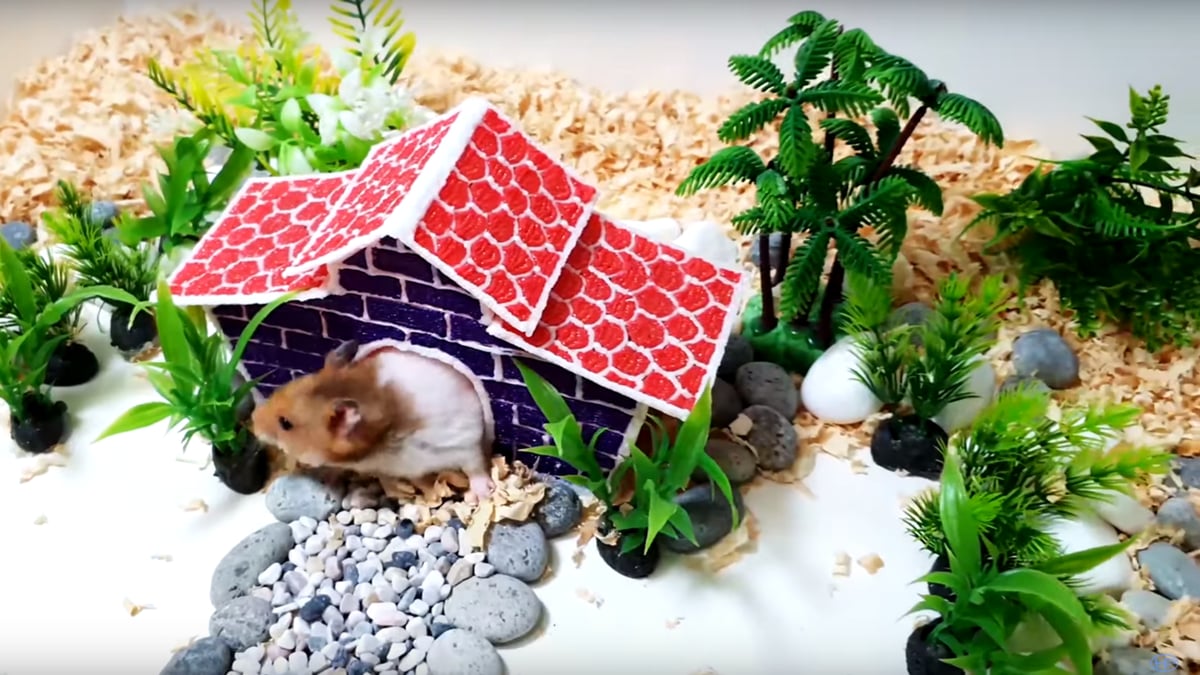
[0,248,79,341]
[96,283,292,454]
[677,10,1002,343]
[149,0,421,177]
[329,0,417,86]
[116,131,254,255]
[516,364,738,554]
[968,85,1200,351]
[0,239,140,420]
[843,272,1011,420]
[40,181,158,303]
[909,450,1127,674]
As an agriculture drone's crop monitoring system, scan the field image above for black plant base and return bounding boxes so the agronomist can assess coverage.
[44,341,100,388]
[870,414,949,480]
[10,396,68,454]
[905,621,965,675]
[109,304,158,355]
[596,536,661,579]
[212,441,271,495]
[927,553,954,601]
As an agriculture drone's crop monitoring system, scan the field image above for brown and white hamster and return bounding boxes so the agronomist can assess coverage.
[252,340,495,500]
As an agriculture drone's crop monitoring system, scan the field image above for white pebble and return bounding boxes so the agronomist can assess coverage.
[287,651,307,673]
[474,562,495,578]
[377,508,398,525]
[346,535,363,551]
[276,629,296,650]
[415,663,429,675]
[324,557,342,580]
[357,560,382,581]
[231,658,259,674]
[464,552,485,564]
[374,525,394,539]
[409,598,430,616]
[244,646,265,662]
[363,538,387,552]
[405,534,426,549]
[272,656,288,675]
[346,610,367,628]
[251,587,274,603]
[352,548,368,561]
[386,642,408,661]
[257,562,283,586]
[304,536,325,556]
[288,549,307,567]
[268,623,287,641]
[360,652,381,666]
[305,557,324,574]
[292,616,311,636]
[432,601,443,616]
[424,526,444,542]
[290,521,316,543]
[405,616,427,639]
[336,511,353,525]
[335,580,353,594]
[339,593,357,615]
[376,586,397,604]
[399,504,422,521]
[414,635,434,651]
[360,522,378,537]
[376,626,406,643]
[439,528,458,553]
[397,649,425,672]
[353,508,378,525]
[356,634,382,656]
[309,652,328,672]
[366,602,406,627]
[316,520,331,535]
[420,571,445,595]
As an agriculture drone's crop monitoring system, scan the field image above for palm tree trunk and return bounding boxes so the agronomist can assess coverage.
[814,98,937,348]
[757,235,778,331]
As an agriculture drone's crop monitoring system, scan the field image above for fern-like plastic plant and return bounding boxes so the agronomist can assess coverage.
[968,85,1200,351]
[841,272,1010,479]
[677,10,1003,373]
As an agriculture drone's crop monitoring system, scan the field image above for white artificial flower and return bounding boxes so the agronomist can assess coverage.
[147,108,201,137]
[306,93,342,146]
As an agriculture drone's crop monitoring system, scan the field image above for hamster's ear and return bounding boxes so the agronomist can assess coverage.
[328,398,362,438]
[326,340,359,369]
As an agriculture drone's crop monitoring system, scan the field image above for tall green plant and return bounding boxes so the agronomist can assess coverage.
[678,10,1003,370]
[968,85,1200,351]
[96,283,292,454]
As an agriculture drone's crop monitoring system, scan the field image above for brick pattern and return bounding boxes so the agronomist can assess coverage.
[214,237,636,473]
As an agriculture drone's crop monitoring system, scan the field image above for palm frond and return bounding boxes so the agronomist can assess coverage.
[887,166,944,216]
[716,98,791,143]
[676,146,766,196]
[792,18,841,87]
[797,80,881,117]
[933,92,1004,147]
[830,27,878,82]
[820,118,875,158]
[329,0,417,84]
[727,55,787,96]
[779,231,831,320]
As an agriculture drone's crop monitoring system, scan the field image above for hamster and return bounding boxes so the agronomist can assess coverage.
[251,340,495,500]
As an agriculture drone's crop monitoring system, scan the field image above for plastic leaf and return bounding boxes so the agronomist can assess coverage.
[0,238,37,321]
[663,386,713,491]
[985,568,1091,624]
[645,485,677,552]
[95,402,173,442]
[1032,539,1133,577]
[234,127,278,152]
[938,452,981,574]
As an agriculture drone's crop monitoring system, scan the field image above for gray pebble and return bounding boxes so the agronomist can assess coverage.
[426,629,503,675]
[1012,328,1080,390]
[734,362,798,418]
[89,200,120,228]
[443,575,542,644]
[741,405,799,471]
[159,637,232,675]
[1157,497,1200,550]
[397,586,418,612]
[485,521,548,583]
[1120,589,1172,630]
[1176,457,1200,490]
[886,302,933,333]
[1095,646,1175,675]
[210,523,294,607]
[266,474,343,523]
[998,375,1051,397]
[398,649,426,672]
[710,378,743,429]
[746,233,788,283]
[718,333,755,380]
[1137,542,1200,600]
[699,439,757,484]
[0,221,35,250]
[661,484,745,554]
[533,478,583,538]
[209,596,274,651]
[473,562,494,578]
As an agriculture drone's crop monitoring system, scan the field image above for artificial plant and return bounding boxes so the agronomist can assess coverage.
[968,85,1199,351]
[0,239,140,452]
[96,283,293,494]
[843,273,1010,478]
[516,363,737,578]
[677,10,1003,372]
[41,180,160,354]
[905,447,1128,675]
[149,0,421,176]
[115,130,254,264]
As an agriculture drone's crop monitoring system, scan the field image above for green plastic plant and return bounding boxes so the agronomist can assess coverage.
[968,85,1200,351]
[516,363,738,554]
[904,384,1170,572]
[41,180,158,304]
[0,239,140,422]
[115,130,254,260]
[149,0,420,176]
[847,273,1010,418]
[0,248,80,342]
[677,10,1003,372]
[909,448,1127,674]
[95,283,292,455]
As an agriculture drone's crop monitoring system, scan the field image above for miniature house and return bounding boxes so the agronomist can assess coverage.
[166,97,750,474]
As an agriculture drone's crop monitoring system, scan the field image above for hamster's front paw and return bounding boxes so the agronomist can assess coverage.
[466,473,494,504]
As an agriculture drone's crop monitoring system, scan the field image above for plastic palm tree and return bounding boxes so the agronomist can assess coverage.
[678,10,1004,372]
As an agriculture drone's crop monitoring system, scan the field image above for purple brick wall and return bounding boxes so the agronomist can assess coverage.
[213,236,637,474]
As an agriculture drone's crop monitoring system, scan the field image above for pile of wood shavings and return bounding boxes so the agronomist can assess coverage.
[3,8,1193,446]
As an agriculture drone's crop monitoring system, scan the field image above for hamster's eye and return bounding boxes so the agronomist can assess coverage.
[279,416,293,431]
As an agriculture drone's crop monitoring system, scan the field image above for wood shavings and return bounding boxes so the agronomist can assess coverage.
[180,498,208,513]
[150,554,173,562]
[169,636,201,654]
[857,553,885,575]
[1134,598,1200,666]
[32,514,47,525]
[459,457,545,551]
[832,551,852,578]
[682,510,760,574]
[727,414,753,437]
[18,446,69,482]
[122,598,155,617]
[576,587,604,608]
